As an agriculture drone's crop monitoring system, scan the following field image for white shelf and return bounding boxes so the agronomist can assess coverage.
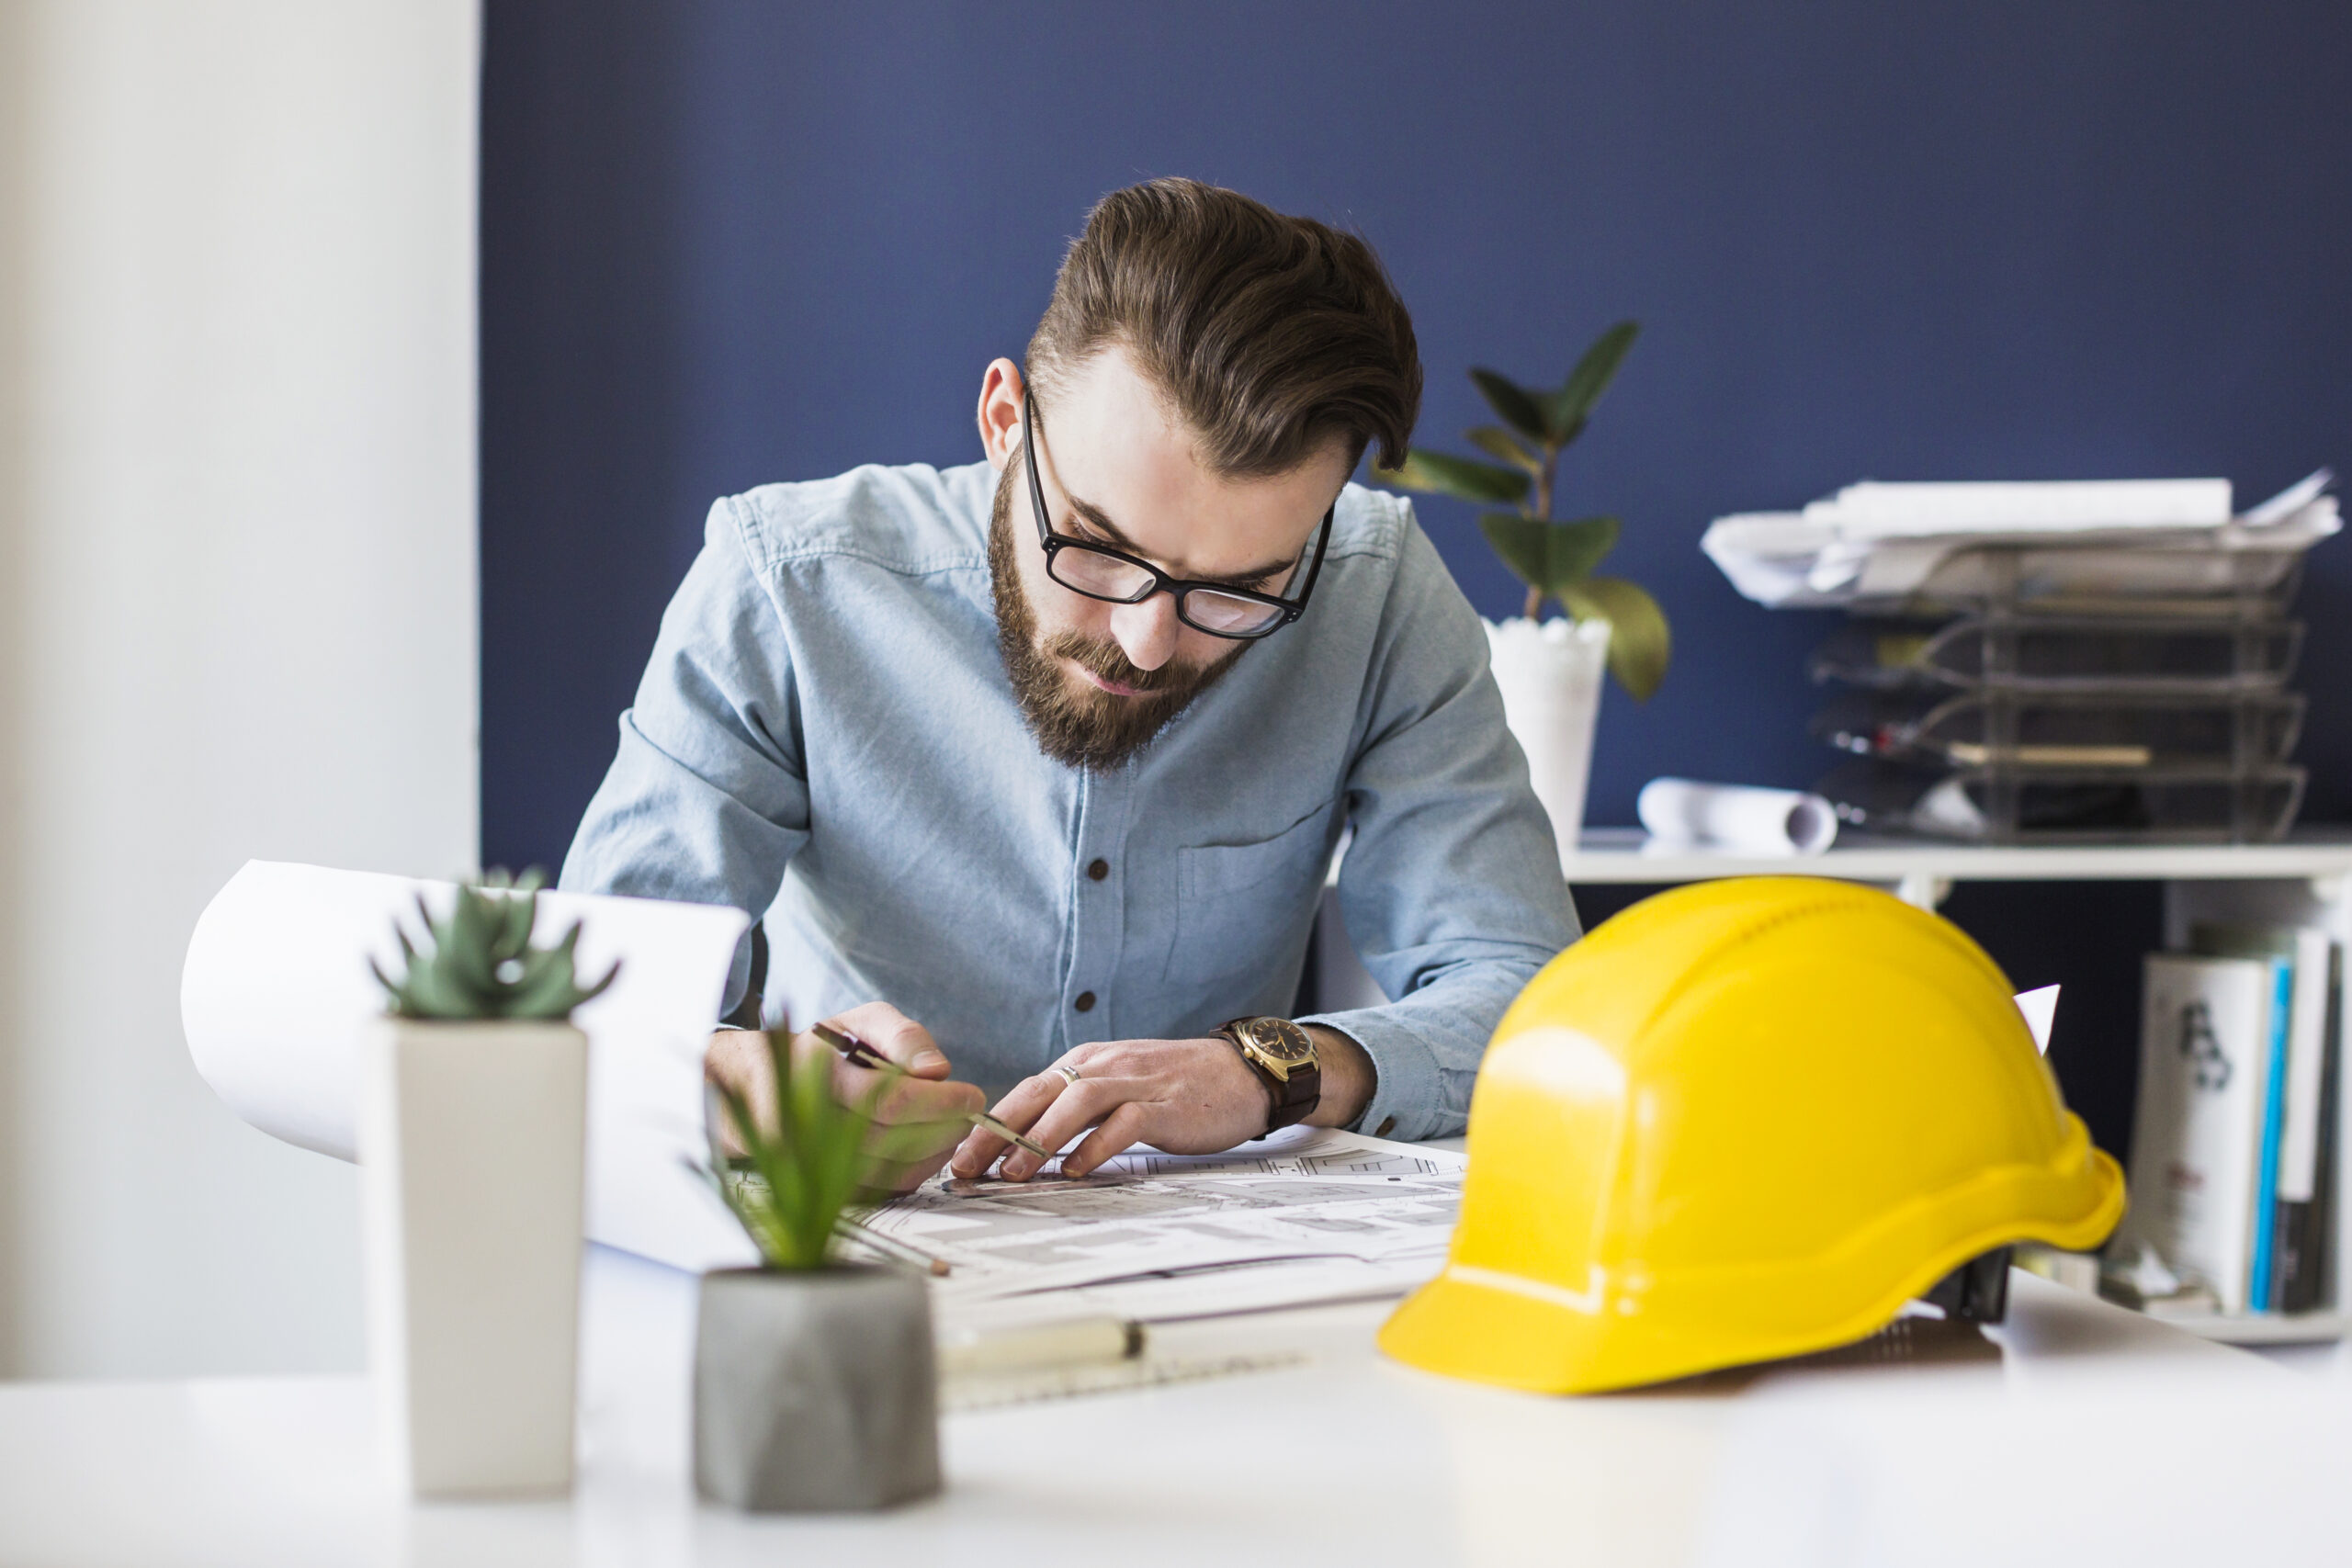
[1561,827,2352,887]
[2143,1311,2349,1346]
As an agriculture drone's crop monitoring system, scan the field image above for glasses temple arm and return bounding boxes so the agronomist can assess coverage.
[1288,503,1335,613]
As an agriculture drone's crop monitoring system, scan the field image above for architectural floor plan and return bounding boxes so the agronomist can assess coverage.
[850,1126,1466,1308]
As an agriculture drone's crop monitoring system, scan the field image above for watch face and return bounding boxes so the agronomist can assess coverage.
[1244,1017,1315,1066]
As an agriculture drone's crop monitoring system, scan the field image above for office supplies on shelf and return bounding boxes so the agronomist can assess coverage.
[1807,616,2305,693]
[1811,687,2306,772]
[1635,777,1838,855]
[1815,757,2309,843]
[1704,471,2339,844]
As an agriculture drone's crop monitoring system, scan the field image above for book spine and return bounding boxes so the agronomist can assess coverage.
[2248,959,2293,1312]
[2268,934,2335,1313]
[2278,948,2342,1314]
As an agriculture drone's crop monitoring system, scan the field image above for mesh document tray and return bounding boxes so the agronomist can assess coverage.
[1809,688,2306,771]
[1815,757,2307,844]
[1886,541,2306,618]
[1809,617,2303,694]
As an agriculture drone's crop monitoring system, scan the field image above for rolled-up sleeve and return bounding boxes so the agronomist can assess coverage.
[1296,519,1581,1141]
[559,497,809,1009]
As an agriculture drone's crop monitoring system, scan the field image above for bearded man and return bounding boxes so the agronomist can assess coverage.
[560,177,1579,1189]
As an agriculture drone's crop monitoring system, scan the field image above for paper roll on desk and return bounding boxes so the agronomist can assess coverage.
[1635,777,1839,856]
[182,861,758,1271]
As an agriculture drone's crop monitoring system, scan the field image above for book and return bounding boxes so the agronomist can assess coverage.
[2191,922,2340,1311]
[2117,953,2284,1314]
[2277,943,2341,1314]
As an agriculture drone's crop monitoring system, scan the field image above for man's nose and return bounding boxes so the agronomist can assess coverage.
[1108,592,1182,671]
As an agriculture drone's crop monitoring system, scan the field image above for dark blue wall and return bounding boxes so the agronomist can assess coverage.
[482,4,2352,1161]
[483,0,2352,877]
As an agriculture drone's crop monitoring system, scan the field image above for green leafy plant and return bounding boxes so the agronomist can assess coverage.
[1375,320,1670,701]
[706,1027,894,1270]
[371,869,619,1021]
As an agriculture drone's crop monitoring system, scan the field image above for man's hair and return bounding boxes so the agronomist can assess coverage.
[1026,178,1421,477]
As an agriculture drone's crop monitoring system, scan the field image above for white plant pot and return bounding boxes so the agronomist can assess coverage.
[358,1017,587,1497]
[1486,615,1611,863]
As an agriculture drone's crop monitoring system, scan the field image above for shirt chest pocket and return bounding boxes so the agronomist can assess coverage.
[1160,807,1336,987]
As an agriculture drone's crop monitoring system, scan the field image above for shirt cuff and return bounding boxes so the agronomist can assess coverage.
[1295,1007,1447,1143]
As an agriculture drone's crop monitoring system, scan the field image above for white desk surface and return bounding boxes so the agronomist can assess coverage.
[3,1245,2347,1568]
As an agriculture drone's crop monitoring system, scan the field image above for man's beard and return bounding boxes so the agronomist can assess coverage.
[989,461,1250,773]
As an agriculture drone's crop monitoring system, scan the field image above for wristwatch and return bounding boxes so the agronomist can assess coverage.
[1216,1016,1321,1134]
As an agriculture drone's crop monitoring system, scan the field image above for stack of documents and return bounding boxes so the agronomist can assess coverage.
[1701,472,2339,843]
[1702,472,2337,613]
[841,1126,1464,1405]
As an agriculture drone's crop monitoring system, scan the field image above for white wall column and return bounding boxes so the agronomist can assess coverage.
[0,0,481,1376]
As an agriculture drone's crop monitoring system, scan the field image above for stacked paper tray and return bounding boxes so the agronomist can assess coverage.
[1804,604,2312,843]
[1700,474,2339,844]
[1810,689,2308,773]
[1814,757,2308,845]
[1804,597,2312,841]
[1806,615,2304,694]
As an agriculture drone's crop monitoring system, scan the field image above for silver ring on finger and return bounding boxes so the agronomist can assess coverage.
[1051,1063,1081,1088]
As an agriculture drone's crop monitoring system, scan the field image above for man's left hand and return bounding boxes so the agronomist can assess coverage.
[947,1026,1374,1180]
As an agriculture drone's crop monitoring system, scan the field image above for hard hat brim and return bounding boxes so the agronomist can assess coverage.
[1380,1135,2124,1395]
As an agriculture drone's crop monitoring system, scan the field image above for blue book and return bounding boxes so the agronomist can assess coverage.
[2246,958,2293,1311]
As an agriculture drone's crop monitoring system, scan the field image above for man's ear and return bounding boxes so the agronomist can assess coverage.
[976,358,1025,472]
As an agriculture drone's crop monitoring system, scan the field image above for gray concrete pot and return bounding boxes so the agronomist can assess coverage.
[693,1264,941,1511]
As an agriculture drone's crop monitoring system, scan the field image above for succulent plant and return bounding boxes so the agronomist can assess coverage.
[1376,319,1672,702]
[371,869,619,1021]
[705,1026,895,1270]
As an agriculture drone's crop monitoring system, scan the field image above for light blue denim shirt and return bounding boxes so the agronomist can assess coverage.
[560,460,1579,1140]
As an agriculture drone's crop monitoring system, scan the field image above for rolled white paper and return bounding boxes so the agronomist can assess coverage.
[1636,777,1839,856]
[182,860,757,1270]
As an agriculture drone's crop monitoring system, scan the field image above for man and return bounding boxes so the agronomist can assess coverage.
[560,177,1578,1190]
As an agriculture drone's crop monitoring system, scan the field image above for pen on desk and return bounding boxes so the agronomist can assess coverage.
[835,1214,951,1276]
[935,1315,1146,1378]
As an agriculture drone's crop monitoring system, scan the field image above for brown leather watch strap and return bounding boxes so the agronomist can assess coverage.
[1261,1057,1320,1133]
[1216,1018,1321,1134]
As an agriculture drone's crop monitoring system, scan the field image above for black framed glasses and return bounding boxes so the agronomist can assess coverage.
[1022,391,1331,640]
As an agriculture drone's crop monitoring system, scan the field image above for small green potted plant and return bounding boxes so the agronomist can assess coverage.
[361,870,617,1498]
[1378,321,1670,847]
[692,1026,942,1512]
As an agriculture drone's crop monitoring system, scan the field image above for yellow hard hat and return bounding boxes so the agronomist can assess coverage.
[1380,875,2124,1393]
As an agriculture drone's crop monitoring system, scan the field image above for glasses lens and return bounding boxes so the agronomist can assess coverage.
[1049,545,1158,602]
[1182,589,1286,637]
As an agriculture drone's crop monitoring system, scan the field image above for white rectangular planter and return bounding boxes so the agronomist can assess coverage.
[358,1018,587,1497]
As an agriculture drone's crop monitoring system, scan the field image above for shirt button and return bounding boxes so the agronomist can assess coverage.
[1074,991,1096,1013]
[1086,858,1109,882]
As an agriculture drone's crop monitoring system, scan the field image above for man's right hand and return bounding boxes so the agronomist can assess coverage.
[705,1001,985,1194]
